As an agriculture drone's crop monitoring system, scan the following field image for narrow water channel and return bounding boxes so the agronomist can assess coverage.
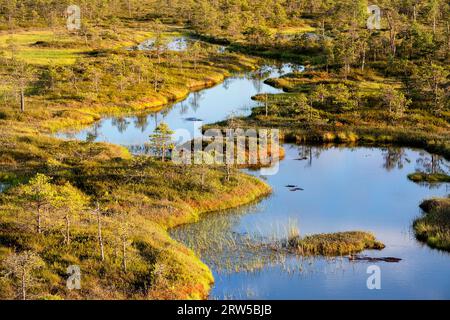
[57,40,450,299]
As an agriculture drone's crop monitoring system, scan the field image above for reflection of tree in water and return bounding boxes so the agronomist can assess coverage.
[222,78,231,90]
[416,152,450,174]
[189,91,204,112]
[85,122,102,142]
[249,66,271,93]
[111,117,129,133]
[179,101,189,115]
[134,114,149,133]
[152,113,159,128]
[296,145,325,167]
[153,109,171,128]
[381,148,407,171]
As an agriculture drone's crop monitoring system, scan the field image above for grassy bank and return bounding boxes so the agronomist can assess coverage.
[414,198,450,252]
[0,133,271,299]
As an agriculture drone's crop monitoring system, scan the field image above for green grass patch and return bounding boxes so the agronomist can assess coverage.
[408,172,450,183]
[414,198,450,252]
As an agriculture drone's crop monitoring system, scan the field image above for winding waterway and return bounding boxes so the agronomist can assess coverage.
[58,40,450,299]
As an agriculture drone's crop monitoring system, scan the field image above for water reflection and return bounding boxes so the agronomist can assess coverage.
[133,36,226,54]
[382,148,408,171]
[295,145,324,167]
[0,183,8,193]
[111,117,130,134]
[189,91,204,113]
[134,37,189,52]
[134,114,149,133]
[53,48,450,298]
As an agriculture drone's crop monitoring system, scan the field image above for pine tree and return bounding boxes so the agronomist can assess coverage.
[148,122,175,161]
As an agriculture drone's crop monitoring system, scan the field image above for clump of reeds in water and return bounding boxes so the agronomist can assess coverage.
[282,230,385,256]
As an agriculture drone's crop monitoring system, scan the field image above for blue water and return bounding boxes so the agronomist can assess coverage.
[56,51,450,299]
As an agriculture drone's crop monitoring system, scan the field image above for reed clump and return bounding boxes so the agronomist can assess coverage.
[414,198,450,251]
[284,231,385,256]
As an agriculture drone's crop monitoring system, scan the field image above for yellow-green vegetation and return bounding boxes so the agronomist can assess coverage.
[285,231,385,256]
[270,25,316,35]
[408,172,450,183]
[187,0,449,161]
[0,27,165,65]
[414,198,450,252]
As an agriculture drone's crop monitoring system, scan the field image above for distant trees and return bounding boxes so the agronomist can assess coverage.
[191,0,221,35]
[243,26,272,46]
[195,151,215,190]
[333,33,358,79]
[330,84,358,112]
[189,41,204,71]
[114,211,132,272]
[291,94,311,119]
[311,84,329,105]
[383,4,403,57]
[151,19,166,63]
[92,203,105,262]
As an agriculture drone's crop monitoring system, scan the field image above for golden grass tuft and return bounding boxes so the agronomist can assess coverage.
[286,231,385,256]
